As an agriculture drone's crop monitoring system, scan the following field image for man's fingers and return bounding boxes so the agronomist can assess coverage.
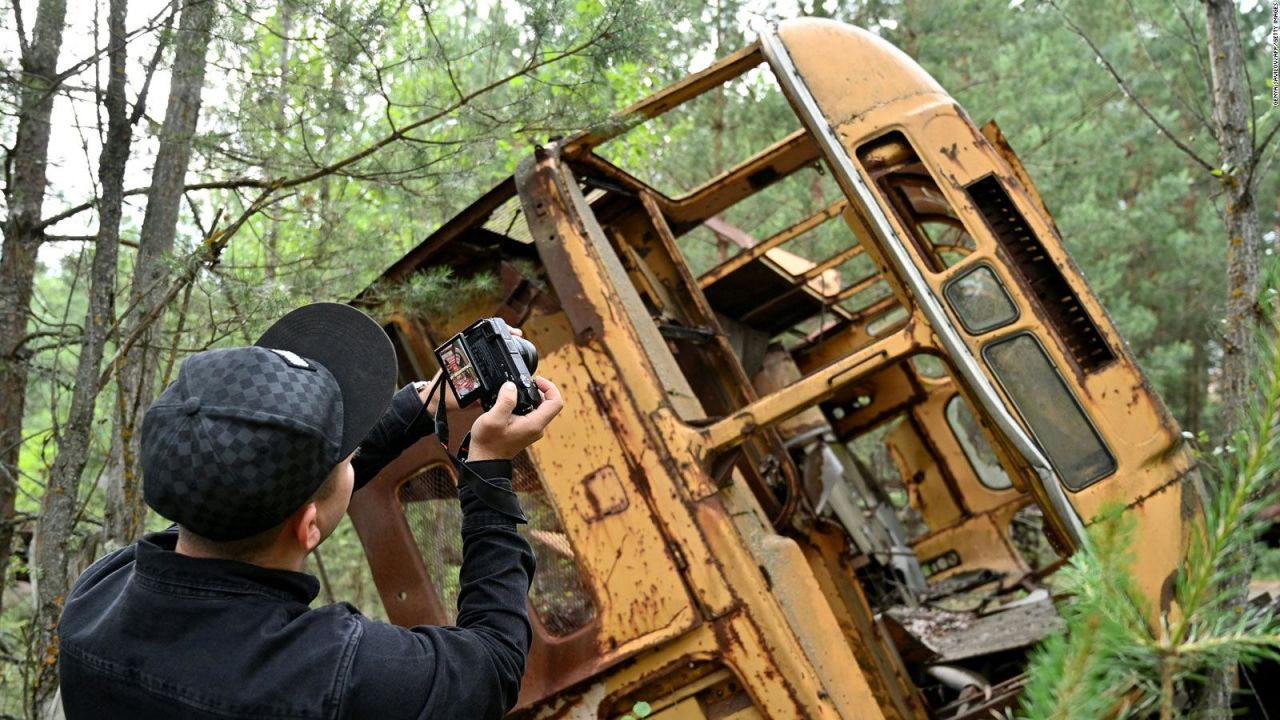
[417,371,443,404]
[533,376,560,402]
[467,376,561,461]
[488,381,518,421]
[524,377,564,425]
[509,327,523,338]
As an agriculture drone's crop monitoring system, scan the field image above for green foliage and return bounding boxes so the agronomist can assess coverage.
[1019,507,1162,718]
[1019,265,1280,718]
[1256,547,1280,582]
[365,267,498,318]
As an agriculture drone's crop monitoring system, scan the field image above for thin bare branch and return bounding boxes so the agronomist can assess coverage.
[267,32,606,192]
[1122,0,1214,137]
[1172,0,1214,97]
[1050,0,1215,172]
[97,201,252,391]
[130,4,179,127]
[51,1,176,85]
[11,0,31,57]
[1251,123,1280,192]
[36,26,613,231]
[159,279,195,386]
[1252,107,1280,162]
[425,11,465,103]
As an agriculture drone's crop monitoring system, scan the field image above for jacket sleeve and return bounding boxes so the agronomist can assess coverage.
[343,460,536,720]
[352,383,437,490]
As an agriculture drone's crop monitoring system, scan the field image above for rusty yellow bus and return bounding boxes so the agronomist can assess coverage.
[349,18,1198,719]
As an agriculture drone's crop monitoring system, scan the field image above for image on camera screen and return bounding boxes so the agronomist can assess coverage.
[440,341,481,398]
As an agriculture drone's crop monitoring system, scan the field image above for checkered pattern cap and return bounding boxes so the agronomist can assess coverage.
[142,346,345,541]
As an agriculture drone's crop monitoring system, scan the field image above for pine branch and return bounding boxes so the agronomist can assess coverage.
[1022,264,1280,717]
[1020,508,1157,719]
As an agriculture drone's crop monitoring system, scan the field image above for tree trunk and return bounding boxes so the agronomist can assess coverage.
[103,0,216,547]
[1206,0,1263,424]
[0,0,69,613]
[27,0,135,711]
[1196,0,1262,714]
[262,0,292,285]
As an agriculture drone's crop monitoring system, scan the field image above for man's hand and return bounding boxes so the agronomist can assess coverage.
[467,377,564,461]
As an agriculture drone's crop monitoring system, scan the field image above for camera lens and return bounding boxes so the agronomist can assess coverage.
[515,337,538,373]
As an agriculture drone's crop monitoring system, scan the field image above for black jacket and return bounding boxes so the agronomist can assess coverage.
[58,386,535,720]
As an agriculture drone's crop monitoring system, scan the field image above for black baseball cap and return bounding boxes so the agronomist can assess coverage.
[142,303,397,541]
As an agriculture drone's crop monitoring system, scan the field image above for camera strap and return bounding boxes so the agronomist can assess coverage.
[424,374,528,524]
[426,374,463,456]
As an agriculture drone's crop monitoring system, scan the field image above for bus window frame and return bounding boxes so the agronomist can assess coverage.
[942,262,1021,336]
[980,331,1117,491]
[758,28,1090,544]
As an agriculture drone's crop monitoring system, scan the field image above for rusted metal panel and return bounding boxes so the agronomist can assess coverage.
[347,440,454,625]
[979,120,1053,223]
[801,527,930,720]
[909,382,1024,518]
[824,362,927,440]
[772,18,1195,602]
[516,152,606,343]
[698,480,887,717]
[700,324,922,453]
[886,416,965,530]
[351,16,1203,720]
[911,513,1029,587]
[521,312,699,657]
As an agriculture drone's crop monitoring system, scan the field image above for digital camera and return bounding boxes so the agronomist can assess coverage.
[434,318,542,415]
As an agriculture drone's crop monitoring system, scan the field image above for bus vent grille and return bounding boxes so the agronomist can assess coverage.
[966,176,1114,373]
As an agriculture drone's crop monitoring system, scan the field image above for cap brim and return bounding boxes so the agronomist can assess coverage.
[256,303,397,457]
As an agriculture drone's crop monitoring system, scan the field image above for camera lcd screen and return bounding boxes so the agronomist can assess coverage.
[439,339,482,401]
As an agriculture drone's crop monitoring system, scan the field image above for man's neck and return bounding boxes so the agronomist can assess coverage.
[175,530,308,572]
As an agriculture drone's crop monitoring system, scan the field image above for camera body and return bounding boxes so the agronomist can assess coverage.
[434,318,541,415]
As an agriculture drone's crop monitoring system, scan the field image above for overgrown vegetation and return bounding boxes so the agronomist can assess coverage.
[365,267,498,317]
[1019,271,1280,719]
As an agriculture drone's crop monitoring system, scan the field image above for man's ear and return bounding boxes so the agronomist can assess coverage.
[291,502,322,552]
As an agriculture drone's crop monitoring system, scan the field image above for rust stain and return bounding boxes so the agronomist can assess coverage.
[346,17,1201,720]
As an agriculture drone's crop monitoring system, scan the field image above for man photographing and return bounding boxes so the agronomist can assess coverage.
[56,303,564,719]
